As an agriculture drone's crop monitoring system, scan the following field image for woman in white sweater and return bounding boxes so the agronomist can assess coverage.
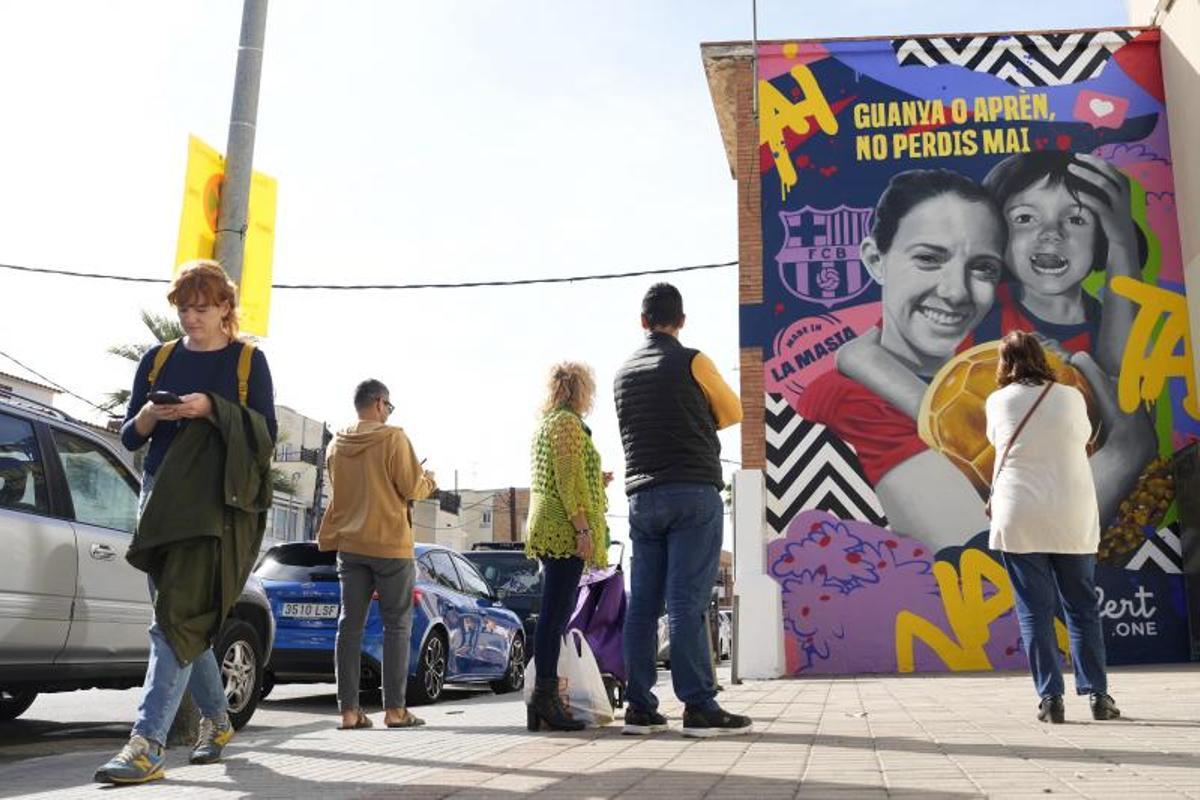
[985,331,1119,724]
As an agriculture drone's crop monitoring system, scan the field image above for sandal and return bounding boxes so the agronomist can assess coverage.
[385,710,426,728]
[337,709,374,730]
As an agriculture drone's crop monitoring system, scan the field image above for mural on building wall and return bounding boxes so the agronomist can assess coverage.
[747,30,1196,675]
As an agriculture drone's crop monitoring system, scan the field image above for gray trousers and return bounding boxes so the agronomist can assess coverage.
[335,552,415,711]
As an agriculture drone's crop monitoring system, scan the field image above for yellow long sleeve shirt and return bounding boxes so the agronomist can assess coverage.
[691,352,743,430]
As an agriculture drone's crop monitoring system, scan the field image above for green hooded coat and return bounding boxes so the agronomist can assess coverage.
[126,393,274,665]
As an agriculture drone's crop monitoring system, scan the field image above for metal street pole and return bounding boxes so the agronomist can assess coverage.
[509,486,517,542]
[171,2,267,744]
[214,0,268,284]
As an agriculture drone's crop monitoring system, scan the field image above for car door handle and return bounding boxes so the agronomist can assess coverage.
[90,543,117,561]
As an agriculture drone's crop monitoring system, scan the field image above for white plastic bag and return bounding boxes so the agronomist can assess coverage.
[522,629,614,727]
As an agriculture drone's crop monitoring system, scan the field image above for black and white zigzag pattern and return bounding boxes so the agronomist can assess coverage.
[891,31,1137,88]
[765,393,887,535]
[1124,524,1184,574]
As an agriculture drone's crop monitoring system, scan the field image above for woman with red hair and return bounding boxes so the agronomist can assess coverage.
[95,260,277,784]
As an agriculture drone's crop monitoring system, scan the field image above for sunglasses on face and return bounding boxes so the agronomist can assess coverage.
[383,399,395,414]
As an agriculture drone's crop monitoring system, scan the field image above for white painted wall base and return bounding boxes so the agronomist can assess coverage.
[732,469,785,679]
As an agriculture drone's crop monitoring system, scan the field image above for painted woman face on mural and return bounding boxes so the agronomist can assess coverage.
[861,193,1005,377]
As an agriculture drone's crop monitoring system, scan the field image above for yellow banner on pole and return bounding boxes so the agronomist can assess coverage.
[174,136,223,268]
[174,135,277,337]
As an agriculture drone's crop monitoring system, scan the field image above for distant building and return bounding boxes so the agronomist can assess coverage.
[412,497,466,550]
[457,488,530,549]
[263,405,331,546]
[408,487,531,551]
[717,550,733,607]
[0,371,57,408]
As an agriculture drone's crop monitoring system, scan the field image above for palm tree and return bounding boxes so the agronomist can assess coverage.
[102,311,184,414]
[108,310,294,495]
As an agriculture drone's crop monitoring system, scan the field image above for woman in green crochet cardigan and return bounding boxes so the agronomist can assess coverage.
[524,361,610,731]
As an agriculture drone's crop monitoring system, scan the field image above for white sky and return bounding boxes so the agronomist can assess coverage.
[0,0,1127,547]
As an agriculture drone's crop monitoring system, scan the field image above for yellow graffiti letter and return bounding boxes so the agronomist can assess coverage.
[759,64,838,199]
[1111,276,1199,420]
[895,550,1013,672]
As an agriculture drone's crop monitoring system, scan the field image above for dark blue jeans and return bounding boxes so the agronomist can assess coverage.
[1003,552,1108,699]
[534,555,584,682]
[624,482,723,712]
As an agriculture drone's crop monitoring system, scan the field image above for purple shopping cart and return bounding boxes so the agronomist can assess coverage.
[566,541,627,709]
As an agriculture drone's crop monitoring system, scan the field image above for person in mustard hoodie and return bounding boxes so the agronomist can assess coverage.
[318,379,436,730]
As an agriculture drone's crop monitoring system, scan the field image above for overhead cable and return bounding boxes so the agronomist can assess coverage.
[0,259,737,291]
[0,349,112,415]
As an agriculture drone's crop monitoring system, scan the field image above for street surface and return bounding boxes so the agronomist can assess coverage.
[1,665,1199,798]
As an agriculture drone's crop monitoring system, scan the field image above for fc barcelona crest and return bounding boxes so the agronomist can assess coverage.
[777,205,875,308]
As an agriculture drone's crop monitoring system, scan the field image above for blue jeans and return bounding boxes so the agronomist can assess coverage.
[132,616,229,746]
[1003,552,1108,699]
[131,472,228,746]
[534,556,584,681]
[623,482,723,712]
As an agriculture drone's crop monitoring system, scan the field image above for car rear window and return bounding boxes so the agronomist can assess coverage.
[255,545,337,581]
[0,413,49,515]
[464,553,540,594]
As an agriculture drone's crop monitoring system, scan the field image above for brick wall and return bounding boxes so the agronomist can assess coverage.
[491,488,530,543]
[733,57,765,470]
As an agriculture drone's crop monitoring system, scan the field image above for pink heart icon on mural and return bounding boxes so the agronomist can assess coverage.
[1073,89,1129,130]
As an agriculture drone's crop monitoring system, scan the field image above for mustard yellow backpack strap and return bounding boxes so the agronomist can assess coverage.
[147,339,179,389]
[236,341,256,406]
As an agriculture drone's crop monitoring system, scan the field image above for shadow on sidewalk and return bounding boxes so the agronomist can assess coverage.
[294,723,1197,771]
[164,761,979,799]
[1111,717,1200,727]
[0,719,132,765]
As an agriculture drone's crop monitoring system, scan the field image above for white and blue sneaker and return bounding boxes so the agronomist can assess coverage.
[190,714,235,764]
[94,735,166,784]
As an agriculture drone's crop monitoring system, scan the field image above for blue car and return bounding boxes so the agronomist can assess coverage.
[255,541,526,705]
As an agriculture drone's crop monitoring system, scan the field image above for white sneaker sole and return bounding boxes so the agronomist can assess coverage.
[622,723,670,736]
[680,723,754,739]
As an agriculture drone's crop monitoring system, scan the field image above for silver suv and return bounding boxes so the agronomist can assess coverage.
[0,391,274,728]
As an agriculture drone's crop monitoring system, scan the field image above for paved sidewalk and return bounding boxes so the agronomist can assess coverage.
[2,665,1198,799]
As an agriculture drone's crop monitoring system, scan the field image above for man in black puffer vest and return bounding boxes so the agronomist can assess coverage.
[614,283,751,738]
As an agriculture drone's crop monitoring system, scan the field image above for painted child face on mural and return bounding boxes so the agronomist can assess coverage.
[861,194,1005,376]
[1003,177,1098,298]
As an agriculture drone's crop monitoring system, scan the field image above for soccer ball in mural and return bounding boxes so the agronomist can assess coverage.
[917,341,1097,498]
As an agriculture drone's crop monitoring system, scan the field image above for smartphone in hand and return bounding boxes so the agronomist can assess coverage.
[148,390,183,405]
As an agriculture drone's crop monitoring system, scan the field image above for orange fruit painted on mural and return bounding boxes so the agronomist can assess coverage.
[203,173,224,233]
[917,341,1097,499]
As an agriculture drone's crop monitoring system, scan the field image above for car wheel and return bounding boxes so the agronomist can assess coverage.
[217,619,264,729]
[406,630,447,707]
[490,634,526,694]
[260,671,275,700]
[0,688,37,722]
